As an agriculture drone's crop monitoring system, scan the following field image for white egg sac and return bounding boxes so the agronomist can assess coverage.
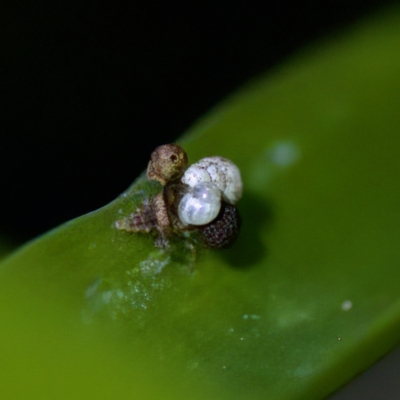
[178,182,222,226]
[181,156,243,205]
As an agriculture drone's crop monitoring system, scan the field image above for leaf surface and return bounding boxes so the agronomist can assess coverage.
[2,7,400,399]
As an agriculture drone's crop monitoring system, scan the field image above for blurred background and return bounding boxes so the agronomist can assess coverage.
[0,0,396,244]
[1,1,400,399]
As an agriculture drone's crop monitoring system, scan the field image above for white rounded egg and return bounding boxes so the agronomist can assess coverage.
[178,182,222,226]
[181,156,243,205]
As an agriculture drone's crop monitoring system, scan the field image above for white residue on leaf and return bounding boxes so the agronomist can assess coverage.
[109,251,174,316]
[341,300,353,311]
[270,293,313,329]
[187,359,199,370]
[82,277,104,323]
[85,277,102,299]
[102,291,112,303]
[293,363,313,378]
[268,140,300,167]
[138,254,171,275]
[248,139,301,190]
[277,310,311,328]
[82,250,173,322]
[243,314,261,320]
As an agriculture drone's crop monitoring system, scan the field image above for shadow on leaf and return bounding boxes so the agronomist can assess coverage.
[221,192,274,268]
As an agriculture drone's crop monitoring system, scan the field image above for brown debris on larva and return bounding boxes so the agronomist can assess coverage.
[116,143,243,251]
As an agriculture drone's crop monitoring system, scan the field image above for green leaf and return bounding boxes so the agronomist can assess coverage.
[2,7,400,399]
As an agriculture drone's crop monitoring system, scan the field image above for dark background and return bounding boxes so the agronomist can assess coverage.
[1,1,400,399]
[0,0,394,243]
